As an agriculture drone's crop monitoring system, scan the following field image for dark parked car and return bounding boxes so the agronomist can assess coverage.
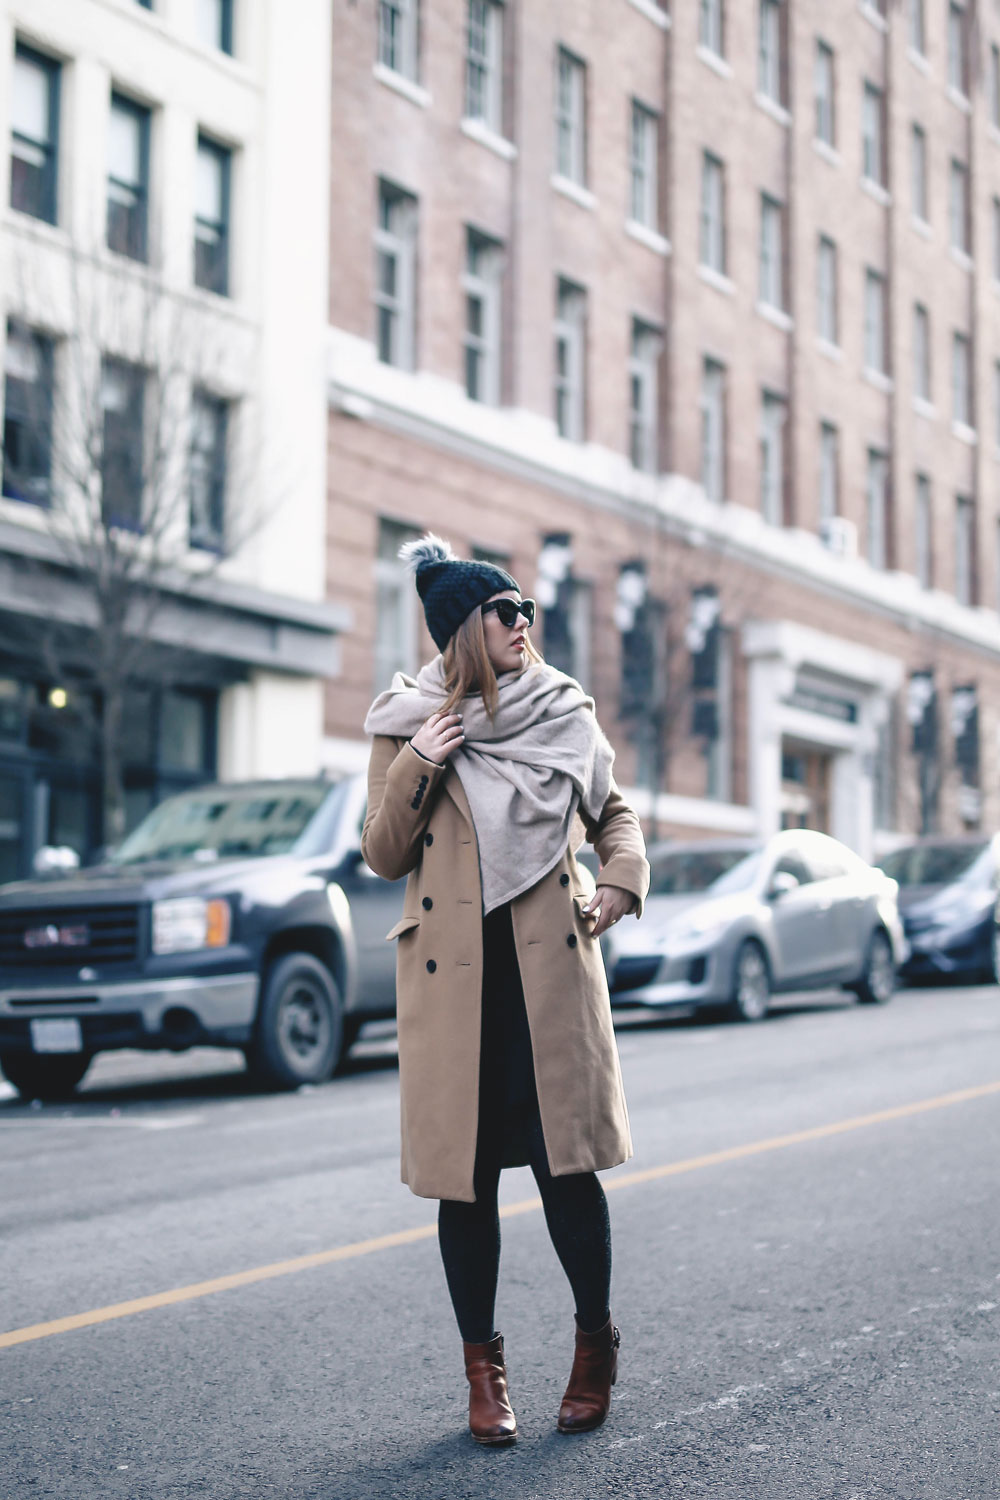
[595,830,905,1022]
[878,836,1000,984]
[0,776,405,1100]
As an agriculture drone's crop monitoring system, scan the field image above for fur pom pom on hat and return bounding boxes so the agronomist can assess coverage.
[399,533,520,650]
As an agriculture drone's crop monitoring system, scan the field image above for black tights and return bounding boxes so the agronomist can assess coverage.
[437,1125,612,1345]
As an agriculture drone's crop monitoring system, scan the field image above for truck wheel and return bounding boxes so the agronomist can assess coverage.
[0,1052,92,1101]
[726,940,771,1022]
[247,953,344,1090]
[853,929,895,1005]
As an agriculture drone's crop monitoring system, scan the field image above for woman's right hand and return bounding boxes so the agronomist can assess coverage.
[410,711,465,765]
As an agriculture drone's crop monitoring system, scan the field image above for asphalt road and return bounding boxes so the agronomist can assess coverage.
[2,984,999,1500]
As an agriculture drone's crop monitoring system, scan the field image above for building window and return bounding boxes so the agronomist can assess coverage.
[949,159,969,254]
[758,0,784,106]
[629,320,661,474]
[955,496,974,605]
[911,123,928,222]
[700,152,726,273]
[913,303,931,402]
[107,94,151,262]
[705,628,732,803]
[915,473,932,588]
[10,44,60,225]
[909,0,925,54]
[862,82,885,187]
[374,519,421,691]
[463,227,502,405]
[196,0,235,55]
[866,450,889,569]
[948,2,968,97]
[465,0,503,131]
[952,332,972,427]
[553,278,586,441]
[759,392,785,526]
[378,0,419,81]
[701,359,726,502]
[758,195,784,311]
[194,135,231,295]
[815,41,835,147]
[819,422,838,523]
[539,538,591,687]
[375,180,417,369]
[554,47,586,185]
[2,322,54,506]
[629,101,659,230]
[100,358,146,530]
[864,269,887,375]
[699,0,724,57]
[189,390,228,550]
[817,235,838,344]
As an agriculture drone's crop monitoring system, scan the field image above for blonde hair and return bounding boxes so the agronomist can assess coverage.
[440,605,543,720]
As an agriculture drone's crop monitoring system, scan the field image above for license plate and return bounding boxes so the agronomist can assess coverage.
[29,1018,83,1054]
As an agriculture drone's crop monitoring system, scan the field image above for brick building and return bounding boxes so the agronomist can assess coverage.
[324,0,1000,858]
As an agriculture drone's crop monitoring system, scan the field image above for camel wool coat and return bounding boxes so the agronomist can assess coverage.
[362,735,651,1203]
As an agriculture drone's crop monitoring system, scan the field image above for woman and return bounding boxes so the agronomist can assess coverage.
[362,535,649,1446]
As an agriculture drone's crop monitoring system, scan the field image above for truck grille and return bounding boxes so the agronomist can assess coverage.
[0,906,142,969]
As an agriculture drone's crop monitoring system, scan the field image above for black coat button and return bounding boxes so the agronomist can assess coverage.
[559,873,570,887]
[410,799,420,810]
[566,934,577,949]
[422,897,433,910]
[420,775,429,786]
[426,959,437,973]
[424,833,434,846]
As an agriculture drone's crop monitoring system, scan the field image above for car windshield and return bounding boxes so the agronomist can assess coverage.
[648,847,762,896]
[111,783,343,864]
[878,842,990,888]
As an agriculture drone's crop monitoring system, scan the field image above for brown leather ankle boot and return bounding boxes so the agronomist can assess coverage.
[557,1316,620,1434]
[462,1333,517,1445]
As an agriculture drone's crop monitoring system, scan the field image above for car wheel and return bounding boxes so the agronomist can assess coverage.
[727,940,771,1022]
[247,953,344,1090]
[0,1051,92,1102]
[854,929,895,1005]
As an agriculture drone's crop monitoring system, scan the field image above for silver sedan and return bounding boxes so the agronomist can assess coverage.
[600,830,906,1022]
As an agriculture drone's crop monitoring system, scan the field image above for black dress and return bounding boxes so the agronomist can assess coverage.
[477,902,546,1170]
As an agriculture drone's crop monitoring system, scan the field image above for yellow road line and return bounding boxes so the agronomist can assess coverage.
[3,1078,999,1351]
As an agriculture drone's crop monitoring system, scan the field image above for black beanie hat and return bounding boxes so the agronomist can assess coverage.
[399,534,520,650]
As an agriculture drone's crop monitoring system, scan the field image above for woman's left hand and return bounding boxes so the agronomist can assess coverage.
[582,886,634,938]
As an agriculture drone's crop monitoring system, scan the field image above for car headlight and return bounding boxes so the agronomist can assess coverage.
[152,897,231,955]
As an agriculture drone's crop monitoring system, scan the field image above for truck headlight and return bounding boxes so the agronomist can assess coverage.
[152,897,231,955]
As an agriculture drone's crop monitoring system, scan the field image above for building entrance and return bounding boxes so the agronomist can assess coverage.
[780,743,832,832]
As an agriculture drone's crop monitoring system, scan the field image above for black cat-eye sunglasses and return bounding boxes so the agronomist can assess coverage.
[480,598,536,629]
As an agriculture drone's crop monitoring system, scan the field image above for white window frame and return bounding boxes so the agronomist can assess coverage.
[463,227,503,406]
[629,100,659,231]
[701,358,726,503]
[374,180,417,370]
[700,152,726,273]
[554,278,586,441]
[629,319,662,473]
[819,422,838,523]
[465,0,503,132]
[948,2,968,97]
[555,46,586,186]
[699,0,724,57]
[817,235,838,344]
[374,519,421,690]
[759,391,786,526]
[952,331,972,427]
[911,123,928,222]
[815,40,835,147]
[758,0,783,106]
[378,0,419,81]
[915,473,932,588]
[955,496,974,605]
[866,450,889,569]
[909,0,926,55]
[862,82,885,187]
[758,194,784,311]
[913,303,931,402]
[864,269,886,375]
[949,159,969,254]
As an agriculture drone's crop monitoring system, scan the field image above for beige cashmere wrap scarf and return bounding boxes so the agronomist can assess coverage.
[364,657,615,913]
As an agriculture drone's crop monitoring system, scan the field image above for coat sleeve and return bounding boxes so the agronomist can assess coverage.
[361,735,448,881]
[582,780,651,919]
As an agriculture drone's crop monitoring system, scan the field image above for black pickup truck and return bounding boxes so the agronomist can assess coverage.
[0,775,403,1100]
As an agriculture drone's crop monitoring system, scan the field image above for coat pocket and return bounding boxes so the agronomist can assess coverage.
[385,915,421,941]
